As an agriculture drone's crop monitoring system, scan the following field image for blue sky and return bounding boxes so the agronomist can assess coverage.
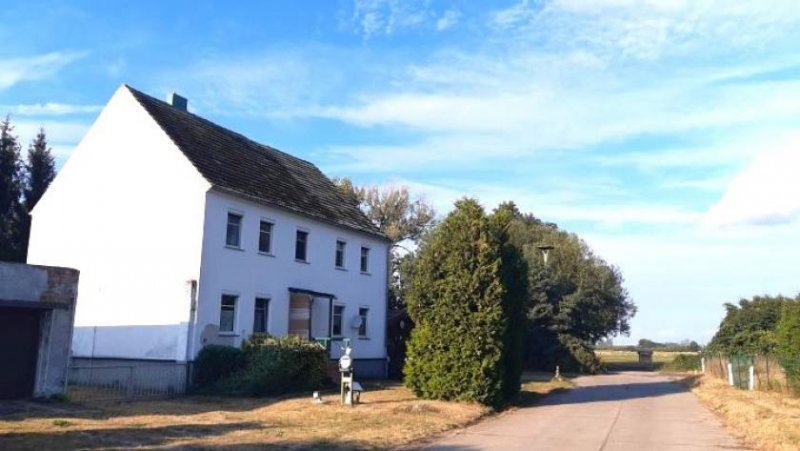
[3,0,800,345]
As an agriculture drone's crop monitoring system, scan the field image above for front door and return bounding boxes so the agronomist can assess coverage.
[0,307,41,399]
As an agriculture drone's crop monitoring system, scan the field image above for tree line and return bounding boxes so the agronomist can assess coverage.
[335,179,636,407]
[0,117,57,262]
[707,294,800,390]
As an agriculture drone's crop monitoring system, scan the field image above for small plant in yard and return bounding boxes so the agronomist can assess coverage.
[52,419,72,427]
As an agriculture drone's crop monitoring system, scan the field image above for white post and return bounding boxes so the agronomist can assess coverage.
[727,362,734,386]
[701,357,705,373]
[748,365,755,391]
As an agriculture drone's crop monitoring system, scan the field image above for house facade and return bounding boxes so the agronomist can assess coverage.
[27,85,390,377]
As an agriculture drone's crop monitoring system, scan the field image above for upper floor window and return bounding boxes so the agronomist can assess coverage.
[360,246,370,273]
[220,294,237,333]
[335,240,346,268]
[253,297,269,334]
[259,221,273,254]
[332,305,345,337]
[295,230,308,261]
[358,307,369,337]
[226,213,242,248]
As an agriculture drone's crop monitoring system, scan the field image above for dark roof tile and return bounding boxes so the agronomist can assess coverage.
[126,85,384,239]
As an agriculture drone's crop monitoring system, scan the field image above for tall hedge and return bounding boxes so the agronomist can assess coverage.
[404,198,520,408]
[776,300,800,391]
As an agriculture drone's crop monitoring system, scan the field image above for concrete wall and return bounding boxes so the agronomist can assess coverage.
[194,190,390,363]
[27,85,210,361]
[0,262,79,397]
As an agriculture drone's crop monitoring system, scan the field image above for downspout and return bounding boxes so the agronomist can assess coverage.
[185,279,198,362]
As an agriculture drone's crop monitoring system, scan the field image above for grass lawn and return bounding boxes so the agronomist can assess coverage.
[0,376,572,450]
[689,375,800,451]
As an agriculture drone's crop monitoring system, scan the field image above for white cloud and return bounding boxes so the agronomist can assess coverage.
[0,51,86,90]
[705,133,800,227]
[1,103,102,116]
[436,9,460,31]
[349,0,432,38]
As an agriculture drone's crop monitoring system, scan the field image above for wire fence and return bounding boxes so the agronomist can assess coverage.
[703,352,799,397]
[67,362,188,403]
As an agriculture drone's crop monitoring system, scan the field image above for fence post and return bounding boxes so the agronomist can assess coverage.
[748,365,755,391]
[701,357,705,373]
[727,362,734,386]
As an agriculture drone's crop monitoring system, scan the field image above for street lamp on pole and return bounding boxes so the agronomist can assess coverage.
[537,244,554,266]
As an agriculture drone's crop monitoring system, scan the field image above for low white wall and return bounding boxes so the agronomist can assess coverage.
[73,324,188,361]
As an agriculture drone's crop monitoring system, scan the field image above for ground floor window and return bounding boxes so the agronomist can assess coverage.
[358,307,369,337]
[332,305,345,337]
[253,297,269,333]
[220,294,237,333]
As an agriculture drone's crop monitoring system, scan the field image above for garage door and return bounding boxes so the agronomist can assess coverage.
[0,308,41,400]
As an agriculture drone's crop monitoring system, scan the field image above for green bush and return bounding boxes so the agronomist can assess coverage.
[214,335,329,396]
[775,301,800,391]
[664,354,701,372]
[193,344,245,388]
[404,199,522,408]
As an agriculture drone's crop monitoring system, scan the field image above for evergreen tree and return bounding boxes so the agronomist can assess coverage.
[13,128,57,259]
[404,198,516,408]
[24,128,56,212]
[0,117,23,261]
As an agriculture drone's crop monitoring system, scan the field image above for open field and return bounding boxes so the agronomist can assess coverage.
[0,376,572,450]
[597,350,697,371]
[689,375,800,451]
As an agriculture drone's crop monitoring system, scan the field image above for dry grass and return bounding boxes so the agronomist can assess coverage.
[0,377,571,450]
[690,375,800,451]
[597,350,695,371]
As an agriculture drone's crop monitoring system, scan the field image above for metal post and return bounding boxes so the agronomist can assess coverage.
[727,362,734,386]
[748,365,755,391]
[701,357,705,373]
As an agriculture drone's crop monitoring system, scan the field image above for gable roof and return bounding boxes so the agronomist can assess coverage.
[125,85,385,240]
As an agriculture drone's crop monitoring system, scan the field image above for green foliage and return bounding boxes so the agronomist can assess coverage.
[0,116,24,262]
[775,300,800,390]
[490,202,528,400]
[198,335,329,396]
[635,339,701,353]
[404,198,516,408]
[0,120,56,262]
[499,208,635,373]
[193,345,245,388]
[663,354,702,372]
[707,295,788,354]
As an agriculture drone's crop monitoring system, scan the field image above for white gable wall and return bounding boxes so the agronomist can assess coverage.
[193,190,389,363]
[27,86,211,361]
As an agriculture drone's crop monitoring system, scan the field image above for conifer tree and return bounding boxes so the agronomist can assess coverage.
[15,128,57,259]
[24,128,56,212]
[0,117,23,261]
[404,198,517,408]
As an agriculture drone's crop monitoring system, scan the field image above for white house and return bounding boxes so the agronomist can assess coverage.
[27,85,391,377]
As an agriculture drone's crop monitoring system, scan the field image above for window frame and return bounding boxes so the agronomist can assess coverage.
[358,307,369,338]
[225,211,244,249]
[219,293,238,334]
[360,246,370,274]
[258,219,274,255]
[331,304,345,338]
[253,297,270,334]
[295,229,309,262]
[335,239,347,269]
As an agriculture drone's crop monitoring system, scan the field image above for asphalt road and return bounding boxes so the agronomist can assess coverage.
[426,372,749,451]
